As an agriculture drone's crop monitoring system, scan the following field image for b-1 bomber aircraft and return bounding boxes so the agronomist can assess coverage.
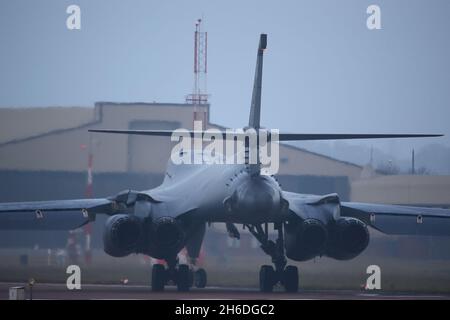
[1,34,450,292]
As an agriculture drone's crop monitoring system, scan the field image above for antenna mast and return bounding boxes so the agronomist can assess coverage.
[186,19,208,129]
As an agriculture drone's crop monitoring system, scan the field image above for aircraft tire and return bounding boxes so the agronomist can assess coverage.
[177,264,191,292]
[259,265,275,292]
[283,265,299,292]
[151,264,166,292]
[194,268,207,288]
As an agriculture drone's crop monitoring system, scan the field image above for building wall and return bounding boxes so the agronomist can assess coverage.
[351,175,450,206]
[0,103,363,178]
[0,107,94,144]
[277,144,363,180]
[0,102,209,173]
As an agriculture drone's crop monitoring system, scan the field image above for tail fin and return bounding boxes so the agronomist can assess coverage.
[90,33,443,144]
[248,34,267,129]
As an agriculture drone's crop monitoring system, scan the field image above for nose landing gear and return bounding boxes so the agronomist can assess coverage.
[247,222,299,293]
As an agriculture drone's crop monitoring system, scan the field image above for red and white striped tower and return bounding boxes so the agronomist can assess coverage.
[186,18,208,130]
[83,134,94,265]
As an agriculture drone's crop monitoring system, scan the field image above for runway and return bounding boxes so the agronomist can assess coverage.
[1,282,449,300]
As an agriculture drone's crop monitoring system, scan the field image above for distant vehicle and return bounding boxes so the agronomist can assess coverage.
[1,34,449,292]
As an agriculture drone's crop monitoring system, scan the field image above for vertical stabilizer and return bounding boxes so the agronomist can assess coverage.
[248,34,267,129]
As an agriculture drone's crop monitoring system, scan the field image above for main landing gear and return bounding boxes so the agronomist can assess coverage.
[151,256,207,292]
[246,222,299,293]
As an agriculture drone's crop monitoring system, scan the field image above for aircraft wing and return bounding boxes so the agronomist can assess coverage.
[282,191,340,223]
[283,191,450,236]
[340,202,450,236]
[0,198,117,230]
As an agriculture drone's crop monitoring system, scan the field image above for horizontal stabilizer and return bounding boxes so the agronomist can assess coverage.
[90,129,176,136]
[90,129,442,141]
[277,133,443,141]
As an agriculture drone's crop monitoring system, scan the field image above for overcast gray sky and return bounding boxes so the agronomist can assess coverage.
[1,0,449,153]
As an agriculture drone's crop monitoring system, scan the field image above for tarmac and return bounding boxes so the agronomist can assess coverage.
[1,282,449,300]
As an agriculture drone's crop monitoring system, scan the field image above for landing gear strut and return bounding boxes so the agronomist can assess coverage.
[247,222,299,292]
[151,256,208,292]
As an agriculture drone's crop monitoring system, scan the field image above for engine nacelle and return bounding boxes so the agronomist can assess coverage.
[325,217,370,260]
[103,214,143,257]
[147,216,186,258]
[284,218,328,261]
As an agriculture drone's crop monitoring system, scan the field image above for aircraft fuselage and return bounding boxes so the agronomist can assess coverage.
[142,159,286,225]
